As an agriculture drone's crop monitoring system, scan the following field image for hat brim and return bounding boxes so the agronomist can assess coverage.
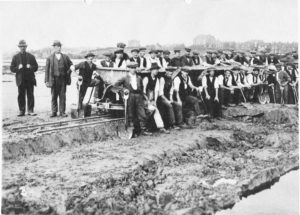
[18,44,27,47]
[85,55,95,58]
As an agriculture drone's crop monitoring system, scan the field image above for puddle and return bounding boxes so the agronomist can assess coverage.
[217,170,299,215]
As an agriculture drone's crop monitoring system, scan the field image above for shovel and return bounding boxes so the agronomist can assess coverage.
[117,89,134,139]
[83,86,95,118]
[71,77,83,119]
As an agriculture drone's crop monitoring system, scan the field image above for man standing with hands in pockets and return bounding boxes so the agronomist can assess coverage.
[10,40,38,116]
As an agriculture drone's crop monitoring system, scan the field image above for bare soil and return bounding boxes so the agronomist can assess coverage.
[1,104,298,215]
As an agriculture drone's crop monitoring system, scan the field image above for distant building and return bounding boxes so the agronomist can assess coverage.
[193,34,217,48]
[128,40,141,47]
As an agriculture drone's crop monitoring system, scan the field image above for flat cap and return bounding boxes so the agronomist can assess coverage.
[185,48,191,52]
[114,48,124,54]
[174,49,181,53]
[149,49,157,54]
[103,52,112,57]
[232,66,241,71]
[18,40,27,47]
[52,40,62,47]
[193,51,199,55]
[131,48,139,53]
[139,47,146,51]
[163,50,170,55]
[84,52,96,58]
[117,42,126,48]
[150,63,160,70]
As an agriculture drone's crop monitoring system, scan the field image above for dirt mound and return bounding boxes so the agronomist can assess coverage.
[224,104,298,125]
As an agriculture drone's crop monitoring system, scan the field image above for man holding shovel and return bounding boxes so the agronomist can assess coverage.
[70,52,103,110]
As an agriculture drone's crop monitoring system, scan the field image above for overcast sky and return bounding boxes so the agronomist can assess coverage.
[0,0,298,52]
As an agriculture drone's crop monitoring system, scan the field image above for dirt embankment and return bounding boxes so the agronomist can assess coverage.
[2,104,298,215]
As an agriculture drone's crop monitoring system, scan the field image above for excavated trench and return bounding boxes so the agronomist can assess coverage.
[1,104,299,215]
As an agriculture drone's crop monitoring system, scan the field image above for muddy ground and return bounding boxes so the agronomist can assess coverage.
[1,104,299,215]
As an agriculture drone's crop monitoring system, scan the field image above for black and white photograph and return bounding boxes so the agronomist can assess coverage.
[0,0,299,214]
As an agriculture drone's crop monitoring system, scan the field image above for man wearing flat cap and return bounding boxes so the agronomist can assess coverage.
[10,40,38,116]
[70,52,103,109]
[181,48,194,67]
[192,52,201,65]
[162,50,171,67]
[101,52,114,68]
[202,67,221,118]
[128,49,141,66]
[113,49,127,68]
[170,50,181,67]
[147,49,162,69]
[45,40,73,117]
[114,62,150,137]
[205,51,215,65]
[138,47,147,69]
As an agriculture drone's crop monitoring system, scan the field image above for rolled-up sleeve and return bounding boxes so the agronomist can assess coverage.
[202,76,207,88]
[173,77,181,91]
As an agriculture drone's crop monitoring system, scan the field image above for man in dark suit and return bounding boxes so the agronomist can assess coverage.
[139,47,147,69]
[114,62,150,137]
[163,50,171,67]
[267,53,280,65]
[10,40,38,116]
[205,51,215,65]
[170,50,182,67]
[192,52,201,65]
[100,52,114,67]
[128,49,141,66]
[95,52,113,100]
[45,40,73,117]
[71,52,102,109]
[181,48,194,67]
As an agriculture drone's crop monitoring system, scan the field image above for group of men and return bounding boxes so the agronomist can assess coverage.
[10,40,298,138]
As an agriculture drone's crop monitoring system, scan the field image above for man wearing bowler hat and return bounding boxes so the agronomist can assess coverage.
[45,40,73,117]
[10,40,38,116]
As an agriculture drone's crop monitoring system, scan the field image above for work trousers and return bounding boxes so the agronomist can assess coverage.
[127,92,147,132]
[51,76,66,114]
[183,95,201,116]
[18,81,35,114]
[172,102,183,125]
[267,85,276,103]
[219,88,230,106]
[156,96,176,129]
[78,79,101,109]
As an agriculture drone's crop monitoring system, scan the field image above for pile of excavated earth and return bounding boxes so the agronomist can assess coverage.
[1,104,298,215]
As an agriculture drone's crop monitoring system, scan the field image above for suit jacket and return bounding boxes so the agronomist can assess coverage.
[45,53,73,87]
[100,60,114,67]
[205,56,215,65]
[10,52,38,86]
[170,57,182,67]
[267,57,279,65]
[181,55,194,67]
[192,56,200,65]
[114,74,143,93]
[129,57,141,67]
